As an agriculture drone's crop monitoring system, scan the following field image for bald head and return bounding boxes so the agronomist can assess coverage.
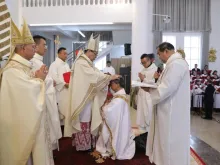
[14,44,36,61]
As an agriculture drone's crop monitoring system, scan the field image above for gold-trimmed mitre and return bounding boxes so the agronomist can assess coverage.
[87,33,100,52]
[11,19,34,46]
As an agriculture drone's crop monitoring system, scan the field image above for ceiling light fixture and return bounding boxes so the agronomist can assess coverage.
[77,30,85,38]
[152,14,171,23]
[29,22,114,26]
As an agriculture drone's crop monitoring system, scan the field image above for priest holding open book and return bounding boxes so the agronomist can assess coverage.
[141,42,190,165]
[136,53,157,134]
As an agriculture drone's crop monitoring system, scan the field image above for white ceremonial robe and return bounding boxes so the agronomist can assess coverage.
[136,63,157,133]
[48,57,70,122]
[64,54,111,137]
[96,89,135,160]
[31,54,62,149]
[0,54,54,165]
[146,53,190,165]
[103,66,116,75]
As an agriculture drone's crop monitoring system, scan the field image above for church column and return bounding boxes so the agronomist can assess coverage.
[5,0,22,27]
[131,0,149,80]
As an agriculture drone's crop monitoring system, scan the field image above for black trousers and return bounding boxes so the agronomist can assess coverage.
[134,132,148,152]
[204,101,214,118]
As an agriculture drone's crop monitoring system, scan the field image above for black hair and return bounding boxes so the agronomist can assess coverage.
[33,35,46,44]
[107,61,111,64]
[157,42,175,52]
[207,79,213,85]
[58,47,66,54]
[140,53,155,60]
[110,77,125,88]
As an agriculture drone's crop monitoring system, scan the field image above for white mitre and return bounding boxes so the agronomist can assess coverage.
[86,33,100,52]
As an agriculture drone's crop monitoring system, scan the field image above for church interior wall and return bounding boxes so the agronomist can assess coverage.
[26,0,220,73]
[209,0,220,73]
[22,3,132,25]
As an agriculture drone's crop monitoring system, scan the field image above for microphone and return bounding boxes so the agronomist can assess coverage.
[157,67,161,73]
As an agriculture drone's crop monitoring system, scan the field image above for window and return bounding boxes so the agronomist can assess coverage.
[162,35,176,50]
[95,56,106,71]
[184,36,201,70]
[162,33,202,70]
[99,41,108,52]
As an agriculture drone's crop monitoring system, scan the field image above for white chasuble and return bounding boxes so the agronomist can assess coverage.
[96,89,135,160]
[31,54,62,149]
[64,54,111,137]
[146,53,190,165]
[0,54,54,165]
[136,63,157,133]
[48,57,70,121]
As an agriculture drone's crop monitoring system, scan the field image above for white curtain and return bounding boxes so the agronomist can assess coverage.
[153,0,211,32]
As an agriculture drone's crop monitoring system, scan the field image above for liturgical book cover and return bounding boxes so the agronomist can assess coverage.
[63,72,71,83]
[132,80,157,88]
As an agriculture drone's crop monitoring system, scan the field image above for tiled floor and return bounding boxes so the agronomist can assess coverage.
[130,108,220,165]
[191,114,220,152]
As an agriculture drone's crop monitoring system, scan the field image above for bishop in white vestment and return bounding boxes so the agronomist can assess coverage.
[31,35,62,149]
[64,34,120,151]
[137,53,157,133]
[145,43,190,165]
[96,78,135,161]
[0,20,54,165]
[48,47,70,123]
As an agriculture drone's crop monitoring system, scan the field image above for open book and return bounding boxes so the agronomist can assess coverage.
[132,80,157,88]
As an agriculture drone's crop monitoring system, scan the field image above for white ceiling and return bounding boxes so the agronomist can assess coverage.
[30,23,131,31]
[30,23,132,39]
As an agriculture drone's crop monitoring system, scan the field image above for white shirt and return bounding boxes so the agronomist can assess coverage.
[103,66,115,75]
[48,57,70,92]
[48,57,70,116]
[30,53,44,72]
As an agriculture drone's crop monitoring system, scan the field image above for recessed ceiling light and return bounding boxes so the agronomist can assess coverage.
[29,22,114,26]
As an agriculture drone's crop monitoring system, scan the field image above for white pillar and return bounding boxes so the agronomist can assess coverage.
[131,0,149,80]
[5,0,22,28]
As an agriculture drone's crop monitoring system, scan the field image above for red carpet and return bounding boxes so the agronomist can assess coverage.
[54,137,154,165]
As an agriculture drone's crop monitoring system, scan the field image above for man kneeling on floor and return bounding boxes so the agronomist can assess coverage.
[94,78,135,162]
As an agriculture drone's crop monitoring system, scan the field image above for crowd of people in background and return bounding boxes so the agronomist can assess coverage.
[190,64,220,94]
[190,64,220,120]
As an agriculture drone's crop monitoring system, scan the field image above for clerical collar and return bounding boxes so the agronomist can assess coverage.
[113,88,126,96]
[144,63,155,71]
[12,53,32,68]
[166,52,183,65]
[56,57,66,65]
[146,62,153,69]
[34,53,43,61]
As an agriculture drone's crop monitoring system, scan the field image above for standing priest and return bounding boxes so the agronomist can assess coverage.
[136,53,157,134]
[64,34,120,151]
[31,35,62,150]
[49,47,70,124]
[0,20,54,165]
[143,42,190,165]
